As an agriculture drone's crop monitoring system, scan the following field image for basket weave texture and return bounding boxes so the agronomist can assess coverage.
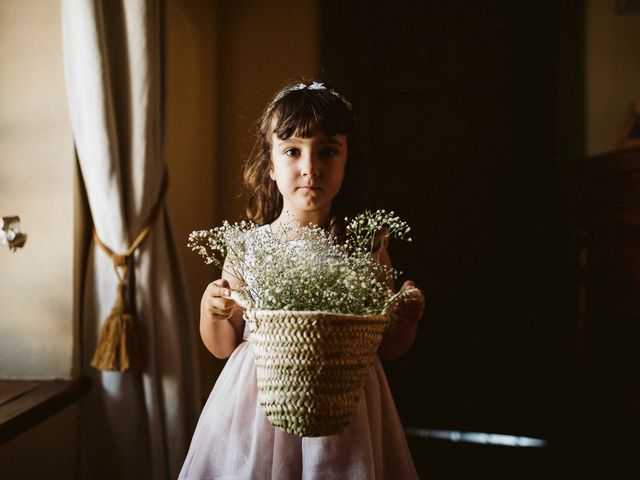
[244,309,391,437]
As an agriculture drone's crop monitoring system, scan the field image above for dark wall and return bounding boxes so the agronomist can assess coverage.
[322,1,584,475]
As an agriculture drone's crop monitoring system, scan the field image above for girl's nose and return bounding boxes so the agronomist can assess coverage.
[300,152,320,177]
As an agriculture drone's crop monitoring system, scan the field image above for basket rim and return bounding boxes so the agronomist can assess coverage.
[244,309,389,320]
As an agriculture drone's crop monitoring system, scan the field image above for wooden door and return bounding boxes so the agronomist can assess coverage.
[322,0,583,466]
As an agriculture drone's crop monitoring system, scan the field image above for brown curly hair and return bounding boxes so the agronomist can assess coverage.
[243,81,371,236]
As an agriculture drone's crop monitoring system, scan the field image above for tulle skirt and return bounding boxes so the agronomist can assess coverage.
[179,339,418,480]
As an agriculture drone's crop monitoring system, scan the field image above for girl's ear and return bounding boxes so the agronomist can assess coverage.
[269,161,276,180]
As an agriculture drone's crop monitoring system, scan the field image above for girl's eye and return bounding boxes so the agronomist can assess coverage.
[284,148,300,157]
[320,147,338,157]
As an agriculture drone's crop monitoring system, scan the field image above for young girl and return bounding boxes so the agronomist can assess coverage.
[179,81,425,479]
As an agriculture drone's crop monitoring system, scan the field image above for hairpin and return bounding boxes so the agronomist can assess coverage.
[283,82,353,111]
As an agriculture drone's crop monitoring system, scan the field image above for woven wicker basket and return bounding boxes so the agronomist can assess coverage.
[244,290,415,437]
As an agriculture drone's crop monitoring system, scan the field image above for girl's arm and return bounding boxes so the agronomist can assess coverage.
[199,261,245,359]
[376,247,426,360]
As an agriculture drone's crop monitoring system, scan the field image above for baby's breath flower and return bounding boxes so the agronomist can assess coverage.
[188,210,412,315]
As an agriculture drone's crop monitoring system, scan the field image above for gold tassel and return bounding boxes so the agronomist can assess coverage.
[90,257,142,372]
[88,171,168,372]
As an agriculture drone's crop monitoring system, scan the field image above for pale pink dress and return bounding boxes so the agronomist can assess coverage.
[179,228,419,479]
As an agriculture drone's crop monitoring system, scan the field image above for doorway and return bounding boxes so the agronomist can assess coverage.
[322,1,583,476]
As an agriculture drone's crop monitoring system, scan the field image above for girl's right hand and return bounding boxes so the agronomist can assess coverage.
[201,278,237,321]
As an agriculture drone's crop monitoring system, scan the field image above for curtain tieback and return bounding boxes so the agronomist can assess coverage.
[90,172,168,372]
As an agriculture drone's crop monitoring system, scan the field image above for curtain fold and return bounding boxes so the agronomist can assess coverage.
[62,1,199,478]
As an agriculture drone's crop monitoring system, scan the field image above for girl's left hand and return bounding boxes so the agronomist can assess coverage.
[379,280,425,359]
[393,280,425,327]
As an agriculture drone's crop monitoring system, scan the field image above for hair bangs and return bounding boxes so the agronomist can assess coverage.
[270,89,352,141]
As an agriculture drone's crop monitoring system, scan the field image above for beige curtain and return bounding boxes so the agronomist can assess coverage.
[62,1,199,478]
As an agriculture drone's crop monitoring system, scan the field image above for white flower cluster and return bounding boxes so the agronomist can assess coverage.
[187,220,256,267]
[187,211,411,315]
[346,210,411,254]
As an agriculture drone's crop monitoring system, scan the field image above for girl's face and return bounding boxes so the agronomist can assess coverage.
[270,124,347,224]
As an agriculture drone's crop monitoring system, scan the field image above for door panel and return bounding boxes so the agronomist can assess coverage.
[322,0,581,443]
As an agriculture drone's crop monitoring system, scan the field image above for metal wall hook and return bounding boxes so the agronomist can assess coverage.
[1,216,27,251]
